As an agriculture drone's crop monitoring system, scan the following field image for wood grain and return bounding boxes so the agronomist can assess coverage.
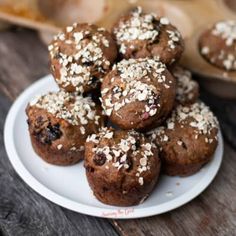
[0,27,236,236]
[0,28,118,236]
[0,27,49,100]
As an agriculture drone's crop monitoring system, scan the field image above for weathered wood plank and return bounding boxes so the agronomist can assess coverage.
[0,28,49,100]
[0,29,118,236]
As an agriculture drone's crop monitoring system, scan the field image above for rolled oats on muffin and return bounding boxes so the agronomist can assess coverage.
[84,127,161,206]
[26,90,105,165]
[112,6,184,66]
[49,23,118,93]
[148,101,219,176]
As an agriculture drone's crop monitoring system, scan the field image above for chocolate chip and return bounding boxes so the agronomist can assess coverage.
[93,152,106,166]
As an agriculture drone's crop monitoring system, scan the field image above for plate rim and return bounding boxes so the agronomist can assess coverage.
[4,75,224,219]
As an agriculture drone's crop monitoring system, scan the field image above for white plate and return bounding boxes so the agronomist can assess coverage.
[4,75,224,219]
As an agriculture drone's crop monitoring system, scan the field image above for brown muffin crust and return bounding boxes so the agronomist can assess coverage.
[26,90,104,165]
[49,23,118,93]
[199,20,236,71]
[171,66,199,105]
[112,6,184,66]
[101,58,176,131]
[84,127,161,206]
[148,101,219,176]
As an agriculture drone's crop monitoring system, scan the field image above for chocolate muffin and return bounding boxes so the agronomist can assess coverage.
[84,127,161,206]
[101,58,176,130]
[172,66,199,105]
[26,90,104,165]
[112,6,184,66]
[199,20,236,71]
[148,101,219,176]
[49,23,118,93]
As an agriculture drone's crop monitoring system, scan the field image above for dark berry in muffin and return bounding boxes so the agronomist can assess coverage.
[84,127,161,206]
[26,90,105,165]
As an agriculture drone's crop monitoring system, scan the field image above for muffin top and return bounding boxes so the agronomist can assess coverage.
[29,90,101,127]
[49,23,117,93]
[199,20,236,71]
[172,66,199,105]
[112,6,183,64]
[149,101,219,144]
[113,7,159,51]
[211,20,236,47]
[101,58,174,118]
[86,127,158,186]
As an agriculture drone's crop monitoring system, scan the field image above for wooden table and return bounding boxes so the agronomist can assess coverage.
[0,28,236,236]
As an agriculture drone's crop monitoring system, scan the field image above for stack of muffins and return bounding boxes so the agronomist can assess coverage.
[26,7,219,206]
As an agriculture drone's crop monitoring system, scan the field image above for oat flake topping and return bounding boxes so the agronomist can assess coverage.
[49,23,111,93]
[149,101,219,144]
[114,7,159,44]
[87,127,155,185]
[30,90,100,126]
[101,58,171,118]
[113,6,181,54]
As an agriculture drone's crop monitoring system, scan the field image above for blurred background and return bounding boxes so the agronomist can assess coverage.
[0,0,106,30]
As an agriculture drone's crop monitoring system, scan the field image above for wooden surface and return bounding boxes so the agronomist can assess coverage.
[0,28,236,236]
